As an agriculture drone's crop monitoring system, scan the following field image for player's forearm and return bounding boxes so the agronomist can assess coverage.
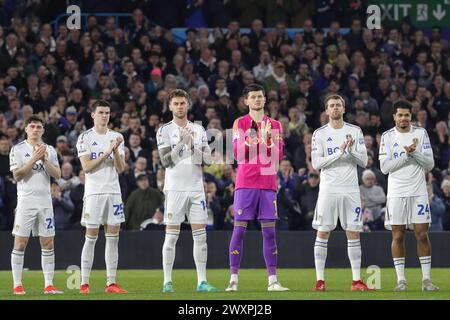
[411,151,434,172]
[113,151,126,173]
[233,140,248,162]
[266,141,283,162]
[43,160,61,179]
[81,154,109,173]
[193,145,212,166]
[159,141,184,168]
[311,151,342,170]
[348,149,368,168]
[13,161,35,181]
[379,156,409,174]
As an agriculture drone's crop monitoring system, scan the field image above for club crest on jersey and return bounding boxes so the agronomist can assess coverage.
[358,138,364,144]
[14,224,20,232]
[84,213,90,220]
[237,208,243,215]
[167,212,173,220]
[413,138,419,145]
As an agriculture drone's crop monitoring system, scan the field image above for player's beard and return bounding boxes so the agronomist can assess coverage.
[398,121,409,129]
[329,113,342,121]
[174,110,187,119]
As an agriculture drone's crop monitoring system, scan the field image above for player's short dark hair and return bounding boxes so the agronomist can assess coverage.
[324,94,345,109]
[242,83,265,98]
[393,100,412,114]
[166,89,192,107]
[25,114,44,126]
[92,99,111,112]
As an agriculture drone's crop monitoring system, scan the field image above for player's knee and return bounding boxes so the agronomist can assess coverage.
[392,232,405,243]
[415,231,428,243]
[86,228,99,238]
[164,228,180,247]
[317,231,330,240]
[14,239,28,251]
[346,231,360,240]
[40,237,54,250]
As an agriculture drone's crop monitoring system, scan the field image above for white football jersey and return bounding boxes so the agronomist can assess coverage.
[379,126,433,198]
[76,128,125,198]
[311,122,368,194]
[9,140,59,209]
[157,121,208,192]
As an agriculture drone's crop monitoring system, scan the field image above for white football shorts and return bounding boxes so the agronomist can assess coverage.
[385,195,431,230]
[164,191,207,225]
[82,194,125,228]
[312,192,363,232]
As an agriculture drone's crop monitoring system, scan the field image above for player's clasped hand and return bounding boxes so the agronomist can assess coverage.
[32,144,46,162]
[404,142,417,155]
[180,127,193,147]
[339,140,349,154]
[260,121,272,144]
[106,137,123,156]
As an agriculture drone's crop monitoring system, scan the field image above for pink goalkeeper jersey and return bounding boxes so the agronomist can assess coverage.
[233,114,283,191]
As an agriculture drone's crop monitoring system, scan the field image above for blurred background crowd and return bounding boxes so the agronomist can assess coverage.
[0,0,449,232]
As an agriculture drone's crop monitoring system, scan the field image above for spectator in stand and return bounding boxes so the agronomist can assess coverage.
[359,169,386,231]
[124,174,164,231]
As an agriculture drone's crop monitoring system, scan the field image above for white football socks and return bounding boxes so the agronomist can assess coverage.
[105,233,120,286]
[393,257,406,282]
[192,228,207,285]
[419,256,431,281]
[11,248,25,287]
[162,229,180,284]
[81,235,97,285]
[314,237,328,281]
[41,248,55,287]
[347,239,362,281]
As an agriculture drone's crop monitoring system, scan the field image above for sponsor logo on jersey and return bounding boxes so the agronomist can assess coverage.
[393,143,399,147]
[327,137,332,142]
[231,250,240,255]
[327,147,340,155]
[92,141,97,146]
[25,153,30,157]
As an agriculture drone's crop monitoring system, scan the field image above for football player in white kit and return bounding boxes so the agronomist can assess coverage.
[157,89,218,293]
[311,94,372,291]
[9,115,63,295]
[379,100,439,292]
[76,100,127,294]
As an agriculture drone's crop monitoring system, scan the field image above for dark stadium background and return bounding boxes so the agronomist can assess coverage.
[0,0,449,269]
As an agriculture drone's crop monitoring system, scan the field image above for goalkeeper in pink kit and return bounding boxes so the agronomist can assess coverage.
[226,84,288,292]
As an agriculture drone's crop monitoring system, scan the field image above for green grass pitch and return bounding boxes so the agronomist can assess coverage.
[0,268,449,300]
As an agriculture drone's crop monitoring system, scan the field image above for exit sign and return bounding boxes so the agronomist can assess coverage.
[369,0,450,27]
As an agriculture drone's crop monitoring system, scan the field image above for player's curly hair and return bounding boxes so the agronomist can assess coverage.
[25,114,44,126]
[392,100,412,114]
[166,89,192,107]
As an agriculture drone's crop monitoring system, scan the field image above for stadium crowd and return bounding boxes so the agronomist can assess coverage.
[0,1,449,232]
